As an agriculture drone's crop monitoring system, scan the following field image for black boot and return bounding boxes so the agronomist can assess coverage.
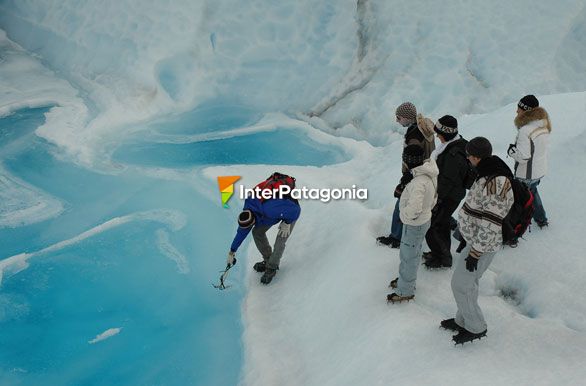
[536,220,549,229]
[424,255,452,269]
[440,318,462,332]
[452,328,487,345]
[260,268,277,284]
[377,235,400,248]
[253,261,266,272]
[386,292,414,304]
[504,238,518,248]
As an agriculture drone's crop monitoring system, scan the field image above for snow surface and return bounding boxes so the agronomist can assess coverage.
[1,0,586,385]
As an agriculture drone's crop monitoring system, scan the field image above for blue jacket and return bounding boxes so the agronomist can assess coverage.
[230,198,301,252]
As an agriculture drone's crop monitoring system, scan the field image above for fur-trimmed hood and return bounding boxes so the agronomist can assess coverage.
[416,113,436,142]
[514,106,552,132]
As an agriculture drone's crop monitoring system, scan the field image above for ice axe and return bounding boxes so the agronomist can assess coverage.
[213,259,236,290]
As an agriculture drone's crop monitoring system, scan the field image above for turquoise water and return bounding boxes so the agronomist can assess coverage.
[0,105,344,385]
[113,106,347,168]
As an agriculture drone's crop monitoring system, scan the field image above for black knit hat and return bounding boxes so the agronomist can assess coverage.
[238,210,255,228]
[434,115,458,135]
[402,144,425,168]
[466,137,492,159]
[518,95,539,111]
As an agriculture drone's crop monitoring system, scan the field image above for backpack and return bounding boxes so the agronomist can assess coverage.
[502,178,535,243]
[255,172,296,202]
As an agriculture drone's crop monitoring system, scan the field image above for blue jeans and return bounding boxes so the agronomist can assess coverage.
[397,221,431,297]
[389,199,403,240]
[518,178,548,224]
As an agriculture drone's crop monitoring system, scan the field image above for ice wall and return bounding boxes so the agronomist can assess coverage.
[1,0,585,164]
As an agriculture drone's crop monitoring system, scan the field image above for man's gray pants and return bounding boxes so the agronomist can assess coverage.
[252,222,296,270]
[451,245,496,333]
[397,221,430,297]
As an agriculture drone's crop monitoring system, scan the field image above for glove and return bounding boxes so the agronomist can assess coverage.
[393,183,404,198]
[394,172,413,198]
[465,255,478,272]
[278,222,291,238]
[227,251,236,267]
[507,144,517,157]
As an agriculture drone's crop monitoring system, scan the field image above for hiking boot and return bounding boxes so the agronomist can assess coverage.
[377,235,400,248]
[423,256,452,269]
[253,261,266,273]
[504,238,518,248]
[386,292,414,304]
[452,328,487,345]
[260,268,277,284]
[389,277,398,289]
[536,220,549,229]
[440,318,463,332]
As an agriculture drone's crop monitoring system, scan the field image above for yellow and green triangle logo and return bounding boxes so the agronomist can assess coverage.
[217,176,241,208]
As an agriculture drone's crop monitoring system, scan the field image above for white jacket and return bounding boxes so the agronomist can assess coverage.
[399,158,439,226]
[510,107,551,180]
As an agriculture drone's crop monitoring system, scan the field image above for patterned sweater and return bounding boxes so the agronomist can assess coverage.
[458,160,514,256]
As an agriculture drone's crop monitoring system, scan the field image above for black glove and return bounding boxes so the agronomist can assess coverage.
[394,172,413,198]
[465,255,478,272]
[507,144,517,157]
[393,183,404,198]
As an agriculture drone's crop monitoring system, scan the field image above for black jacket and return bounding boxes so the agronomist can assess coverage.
[436,137,473,203]
[404,123,425,146]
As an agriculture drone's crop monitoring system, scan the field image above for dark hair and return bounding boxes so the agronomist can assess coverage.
[466,137,493,159]
[403,144,425,168]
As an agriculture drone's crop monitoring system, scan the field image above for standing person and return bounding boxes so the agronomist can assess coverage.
[387,145,438,303]
[377,102,435,248]
[507,94,551,229]
[443,137,514,344]
[227,177,301,285]
[423,115,474,269]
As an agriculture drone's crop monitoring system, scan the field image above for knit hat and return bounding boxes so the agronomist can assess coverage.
[518,95,539,111]
[395,102,417,121]
[466,137,492,159]
[238,209,255,228]
[434,115,458,135]
[402,144,425,168]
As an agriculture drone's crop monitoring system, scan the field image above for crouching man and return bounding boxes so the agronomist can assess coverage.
[227,183,301,285]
